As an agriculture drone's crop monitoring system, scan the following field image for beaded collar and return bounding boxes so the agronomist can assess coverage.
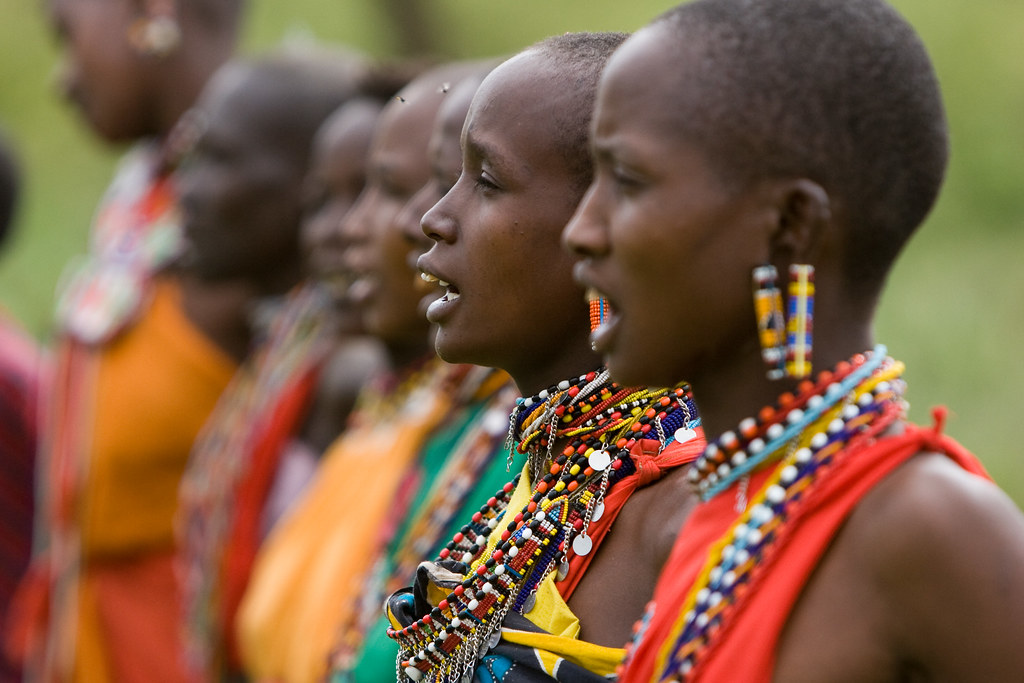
[621,346,906,681]
[388,368,698,682]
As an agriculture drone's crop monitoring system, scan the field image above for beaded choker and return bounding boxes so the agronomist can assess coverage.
[388,368,698,682]
[623,346,906,681]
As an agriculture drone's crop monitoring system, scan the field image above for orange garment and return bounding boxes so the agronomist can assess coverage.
[9,276,236,683]
[619,411,990,683]
[237,361,465,683]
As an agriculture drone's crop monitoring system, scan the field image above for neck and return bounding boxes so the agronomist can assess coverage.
[178,271,258,362]
[509,335,601,399]
[690,320,875,441]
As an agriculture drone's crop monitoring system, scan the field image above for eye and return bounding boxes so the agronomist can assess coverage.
[474,170,500,193]
[611,163,645,193]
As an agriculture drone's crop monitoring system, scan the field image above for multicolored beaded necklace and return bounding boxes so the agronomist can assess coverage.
[388,368,698,682]
[622,345,906,681]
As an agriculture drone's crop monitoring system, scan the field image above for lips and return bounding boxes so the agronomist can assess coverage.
[419,268,462,324]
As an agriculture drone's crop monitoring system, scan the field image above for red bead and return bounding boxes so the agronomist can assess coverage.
[438,599,448,610]
[586,372,596,381]
[487,497,497,507]
[476,565,487,575]
[492,549,504,561]
[503,482,514,493]
[500,530,511,541]
[453,533,464,543]
[453,585,464,596]
[569,386,580,397]
[472,512,483,523]
[439,548,450,559]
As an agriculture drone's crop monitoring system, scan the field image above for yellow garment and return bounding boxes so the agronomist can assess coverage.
[70,276,236,681]
[238,363,455,683]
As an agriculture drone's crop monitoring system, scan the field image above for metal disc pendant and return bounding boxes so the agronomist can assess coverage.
[591,499,605,522]
[674,428,697,444]
[556,559,570,581]
[523,590,537,613]
[572,533,594,556]
[588,449,611,471]
[488,629,502,650]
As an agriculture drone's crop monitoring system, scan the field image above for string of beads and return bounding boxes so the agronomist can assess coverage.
[389,368,697,682]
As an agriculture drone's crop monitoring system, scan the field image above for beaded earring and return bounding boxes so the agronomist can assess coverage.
[587,289,611,333]
[128,2,182,59]
[752,265,786,380]
[785,264,815,378]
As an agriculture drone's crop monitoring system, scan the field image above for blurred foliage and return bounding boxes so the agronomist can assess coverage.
[0,0,1021,502]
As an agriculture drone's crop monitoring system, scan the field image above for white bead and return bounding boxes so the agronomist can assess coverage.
[538,390,548,399]
[828,418,845,434]
[508,546,518,557]
[795,447,813,464]
[707,472,719,486]
[876,381,890,393]
[717,463,731,478]
[720,430,737,446]
[428,643,437,652]
[748,438,765,454]
[722,544,736,561]
[810,432,828,449]
[738,417,757,434]
[747,529,763,545]
[405,666,424,680]
[558,380,570,390]
[807,395,825,410]
[684,610,696,624]
[475,535,487,547]
[723,570,737,587]
[735,549,750,565]
[494,565,505,575]
[709,567,723,584]
[731,451,747,467]
[858,393,874,407]
[733,523,749,541]
[487,518,497,529]
[696,588,711,605]
[766,484,786,504]
[709,591,723,607]
[751,504,773,525]
[780,465,798,485]
[705,444,720,459]
[681,660,694,674]
[451,618,462,628]
[482,582,493,593]
[766,423,785,440]
[842,404,860,420]
[696,613,710,628]
[468,599,479,610]
[787,408,805,425]
[687,467,701,482]
[521,528,532,540]
[418,650,427,660]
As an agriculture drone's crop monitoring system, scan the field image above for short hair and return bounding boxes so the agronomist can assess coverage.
[530,32,630,193]
[654,0,949,289]
[0,130,20,249]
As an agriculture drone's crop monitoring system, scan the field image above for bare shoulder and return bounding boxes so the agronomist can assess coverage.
[841,451,1024,679]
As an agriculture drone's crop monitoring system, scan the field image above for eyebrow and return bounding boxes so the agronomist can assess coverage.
[463,133,516,179]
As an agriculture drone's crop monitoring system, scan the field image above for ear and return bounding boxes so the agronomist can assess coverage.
[766,178,831,264]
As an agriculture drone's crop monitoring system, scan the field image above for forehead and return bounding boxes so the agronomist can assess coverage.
[596,26,689,137]
[463,52,570,163]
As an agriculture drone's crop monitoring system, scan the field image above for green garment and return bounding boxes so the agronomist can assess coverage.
[335,391,519,682]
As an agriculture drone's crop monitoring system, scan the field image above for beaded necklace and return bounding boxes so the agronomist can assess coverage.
[622,346,906,681]
[388,368,698,682]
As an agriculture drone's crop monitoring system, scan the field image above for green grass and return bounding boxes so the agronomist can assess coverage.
[0,0,1021,504]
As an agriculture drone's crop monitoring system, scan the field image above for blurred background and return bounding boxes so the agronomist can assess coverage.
[0,0,1021,503]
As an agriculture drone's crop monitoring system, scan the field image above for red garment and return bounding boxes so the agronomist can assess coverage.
[558,432,705,599]
[219,366,319,669]
[620,410,989,683]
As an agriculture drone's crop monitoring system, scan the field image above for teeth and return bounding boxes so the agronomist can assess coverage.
[447,289,460,301]
[420,272,438,283]
[585,287,601,302]
[438,280,449,287]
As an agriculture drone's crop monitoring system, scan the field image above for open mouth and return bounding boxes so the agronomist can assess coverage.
[420,271,461,303]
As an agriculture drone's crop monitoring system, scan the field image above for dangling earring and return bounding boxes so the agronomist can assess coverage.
[785,264,814,379]
[128,11,182,58]
[752,265,786,380]
[587,289,611,333]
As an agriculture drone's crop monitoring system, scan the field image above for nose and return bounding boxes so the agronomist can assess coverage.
[420,179,460,245]
[562,181,609,259]
[339,188,373,245]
